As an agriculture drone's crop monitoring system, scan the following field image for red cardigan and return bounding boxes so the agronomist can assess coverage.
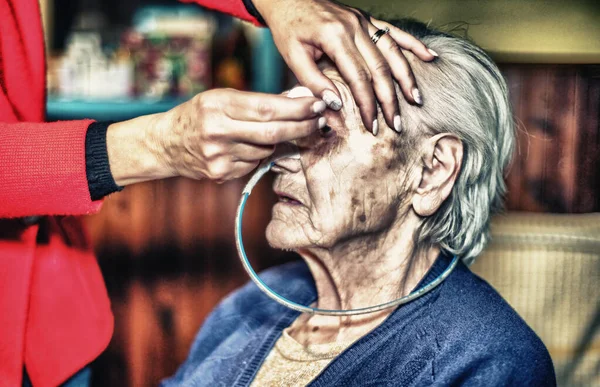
[0,1,260,386]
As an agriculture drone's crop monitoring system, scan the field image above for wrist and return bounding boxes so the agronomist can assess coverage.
[106,113,175,186]
[86,121,123,200]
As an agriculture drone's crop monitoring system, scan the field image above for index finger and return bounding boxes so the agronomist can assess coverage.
[321,37,378,132]
[224,91,327,122]
[232,117,326,145]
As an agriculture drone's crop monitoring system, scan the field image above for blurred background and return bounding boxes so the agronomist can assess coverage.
[39,0,599,386]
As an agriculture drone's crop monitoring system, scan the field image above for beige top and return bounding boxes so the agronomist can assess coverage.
[250,327,353,387]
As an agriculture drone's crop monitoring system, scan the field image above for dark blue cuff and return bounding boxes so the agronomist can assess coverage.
[242,0,266,25]
[85,121,123,201]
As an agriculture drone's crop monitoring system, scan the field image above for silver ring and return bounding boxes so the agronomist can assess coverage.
[370,27,390,45]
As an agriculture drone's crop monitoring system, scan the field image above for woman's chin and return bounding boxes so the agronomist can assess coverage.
[265,221,302,250]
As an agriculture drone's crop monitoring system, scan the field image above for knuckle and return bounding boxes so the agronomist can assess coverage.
[326,21,347,38]
[262,125,278,143]
[195,92,213,112]
[181,152,195,170]
[193,94,206,113]
[208,160,229,180]
[202,143,223,161]
[387,40,403,55]
[203,124,221,140]
[256,101,275,121]
[263,125,280,143]
[347,11,364,29]
[373,60,391,75]
[353,68,372,84]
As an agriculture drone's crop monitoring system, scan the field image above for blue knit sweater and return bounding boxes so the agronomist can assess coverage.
[162,254,556,386]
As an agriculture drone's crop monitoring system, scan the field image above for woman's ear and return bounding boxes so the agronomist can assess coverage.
[412,133,463,216]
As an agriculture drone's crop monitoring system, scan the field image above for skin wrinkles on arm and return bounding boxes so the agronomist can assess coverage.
[105,1,436,188]
[106,89,327,186]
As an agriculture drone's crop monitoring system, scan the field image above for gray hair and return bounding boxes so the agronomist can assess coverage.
[392,19,515,264]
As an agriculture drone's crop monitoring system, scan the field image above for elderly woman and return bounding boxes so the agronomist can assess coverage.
[163,19,555,386]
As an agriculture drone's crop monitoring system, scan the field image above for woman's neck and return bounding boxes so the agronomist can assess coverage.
[290,214,439,345]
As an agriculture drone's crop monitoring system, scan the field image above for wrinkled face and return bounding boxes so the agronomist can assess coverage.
[266,67,419,250]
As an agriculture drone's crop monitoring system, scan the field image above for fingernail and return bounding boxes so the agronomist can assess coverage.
[428,48,439,57]
[372,119,379,136]
[312,100,327,114]
[322,90,342,111]
[318,116,327,129]
[393,115,402,133]
[412,88,423,105]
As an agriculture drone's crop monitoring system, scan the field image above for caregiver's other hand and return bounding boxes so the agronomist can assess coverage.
[106,88,326,185]
[253,0,436,133]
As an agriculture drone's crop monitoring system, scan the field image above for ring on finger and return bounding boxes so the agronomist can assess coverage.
[371,27,390,45]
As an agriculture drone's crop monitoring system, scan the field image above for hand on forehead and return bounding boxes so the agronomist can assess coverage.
[290,60,393,137]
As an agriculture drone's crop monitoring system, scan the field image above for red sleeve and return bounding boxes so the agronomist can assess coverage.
[0,120,103,218]
[180,0,264,26]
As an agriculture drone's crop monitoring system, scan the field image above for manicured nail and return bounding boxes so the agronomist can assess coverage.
[372,119,379,136]
[428,48,439,57]
[322,90,342,111]
[312,100,327,114]
[393,115,402,133]
[412,88,422,105]
[318,116,327,129]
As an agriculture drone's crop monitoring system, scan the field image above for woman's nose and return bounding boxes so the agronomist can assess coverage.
[270,142,302,173]
[272,156,302,174]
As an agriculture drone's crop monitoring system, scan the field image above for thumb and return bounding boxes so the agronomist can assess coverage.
[284,43,343,111]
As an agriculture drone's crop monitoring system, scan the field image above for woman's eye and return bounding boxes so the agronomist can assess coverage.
[320,125,335,138]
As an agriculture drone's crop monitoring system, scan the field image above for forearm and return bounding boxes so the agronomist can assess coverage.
[0,120,102,217]
[107,87,325,188]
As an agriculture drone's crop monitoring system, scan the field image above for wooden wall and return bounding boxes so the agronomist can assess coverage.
[503,65,600,212]
[87,65,600,386]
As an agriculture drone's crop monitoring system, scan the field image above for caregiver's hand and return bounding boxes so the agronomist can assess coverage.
[253,0,436,133]
[106,88,326,185]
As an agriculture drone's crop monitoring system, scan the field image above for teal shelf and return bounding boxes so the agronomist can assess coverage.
[46,97,190,121]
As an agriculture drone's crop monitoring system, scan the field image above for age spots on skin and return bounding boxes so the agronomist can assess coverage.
[371,143,386,154]
[351,197,366,222]
[310,130,345,159]
[329,188,337,200]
